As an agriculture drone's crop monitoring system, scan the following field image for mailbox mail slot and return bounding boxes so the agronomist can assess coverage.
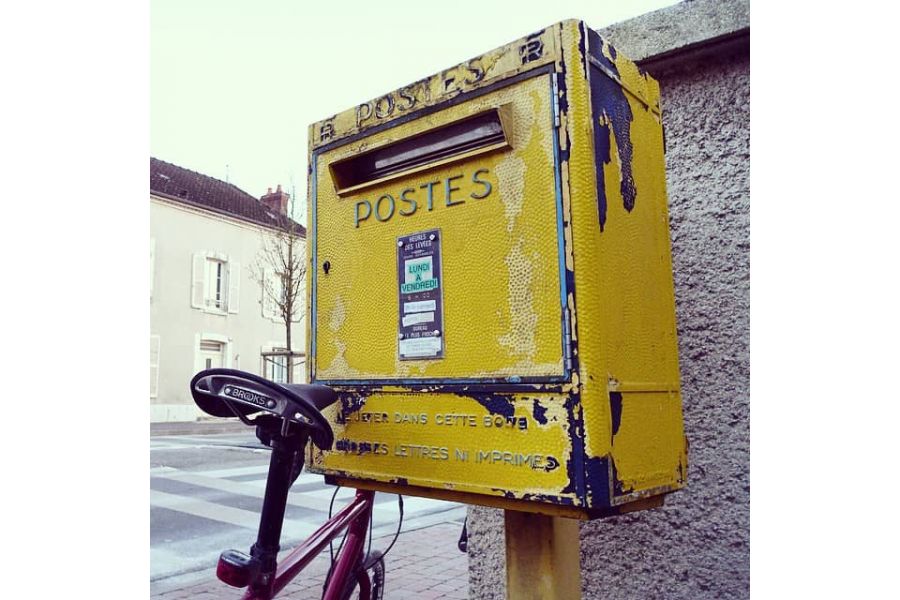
[307,20,687,518]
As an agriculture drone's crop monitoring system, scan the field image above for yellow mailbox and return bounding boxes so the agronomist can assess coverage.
[306,20,686,518]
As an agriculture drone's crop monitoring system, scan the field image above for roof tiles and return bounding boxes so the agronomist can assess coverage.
[150,157,305,234]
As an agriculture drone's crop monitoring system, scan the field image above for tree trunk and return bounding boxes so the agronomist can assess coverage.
[286,237,294,383]
[285,315,293,383]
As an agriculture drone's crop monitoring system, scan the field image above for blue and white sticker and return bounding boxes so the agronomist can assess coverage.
[397,229,445,360]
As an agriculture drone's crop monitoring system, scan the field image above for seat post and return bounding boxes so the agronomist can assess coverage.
[249,425,308,595]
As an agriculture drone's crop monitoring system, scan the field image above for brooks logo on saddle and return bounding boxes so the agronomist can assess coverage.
[223,386,275,409]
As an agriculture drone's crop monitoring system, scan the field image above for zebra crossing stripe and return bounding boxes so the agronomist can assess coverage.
[194,464,271,478]
[150,489,261,529]
[152,468,459,525]
[150,489,319,540]
[156,470,330,512]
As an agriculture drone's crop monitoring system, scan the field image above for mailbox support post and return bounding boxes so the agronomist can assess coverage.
[504,510,581,600]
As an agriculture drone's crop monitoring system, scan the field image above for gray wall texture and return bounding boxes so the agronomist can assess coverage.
[466,1,750,598]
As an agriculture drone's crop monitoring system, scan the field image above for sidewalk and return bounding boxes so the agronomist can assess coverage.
[151,521,469,600]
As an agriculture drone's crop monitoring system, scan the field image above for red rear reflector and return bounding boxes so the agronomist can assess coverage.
[217,549,258,588]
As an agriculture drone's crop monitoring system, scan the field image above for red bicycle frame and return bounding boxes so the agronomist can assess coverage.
[191,371,383,600]
[214,422,379,600]
[242,489,376,600]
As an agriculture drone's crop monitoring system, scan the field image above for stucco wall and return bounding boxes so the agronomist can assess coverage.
[466,28,750,600]
[577,44,750,600]
[150,197,306,421]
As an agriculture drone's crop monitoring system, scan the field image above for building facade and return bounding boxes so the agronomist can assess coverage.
[466,0,751,598]
[150,158,306,422]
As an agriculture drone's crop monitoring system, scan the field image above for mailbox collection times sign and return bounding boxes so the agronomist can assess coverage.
[306,20,687,519]
[396,230,445,360]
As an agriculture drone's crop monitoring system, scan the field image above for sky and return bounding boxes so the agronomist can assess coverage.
[151,0,680,223]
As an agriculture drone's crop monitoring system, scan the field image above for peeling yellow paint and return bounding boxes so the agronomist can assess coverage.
[313,391,575,501]
[495,154,526,232]
[307,20,686,517]
[498,239,536,358]
[567,293,577,343]
[313,71,562,382]
[329,296,347,331]
[469,357,565,379]
[558,111,569,151]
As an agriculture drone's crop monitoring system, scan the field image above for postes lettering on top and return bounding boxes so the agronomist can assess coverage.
[312,27,557,146]
[353,58,488,132]
[354,168,493,228]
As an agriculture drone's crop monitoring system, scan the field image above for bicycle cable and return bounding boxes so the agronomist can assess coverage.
[322,485,350,598]
[327,485,341,563]
[366,496,373,560]
[379,494,404,560]
[320,489,404,597]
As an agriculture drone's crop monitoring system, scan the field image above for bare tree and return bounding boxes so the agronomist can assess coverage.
[250,187,307,383]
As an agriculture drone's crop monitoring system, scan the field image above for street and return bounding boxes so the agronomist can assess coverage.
[150,431,466,595]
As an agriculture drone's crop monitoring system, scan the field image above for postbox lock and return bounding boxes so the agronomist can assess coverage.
[322,260,331,274]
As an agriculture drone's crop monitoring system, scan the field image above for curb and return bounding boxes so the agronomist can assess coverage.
[150,419,247,437]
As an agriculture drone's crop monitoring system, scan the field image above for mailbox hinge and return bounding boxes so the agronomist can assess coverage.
[563,309,573,372]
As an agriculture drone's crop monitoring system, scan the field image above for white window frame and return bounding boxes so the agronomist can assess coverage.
[261,342,306,383]
[262,350,290,384]
[192,251,240,315]
[262,271,306,324]
[194,333,233,373]
[262,268,280,321]
[261,342,287,382]
[205,258,227,311]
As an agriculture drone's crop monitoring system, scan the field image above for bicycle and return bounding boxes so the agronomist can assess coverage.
[190,368,403,599]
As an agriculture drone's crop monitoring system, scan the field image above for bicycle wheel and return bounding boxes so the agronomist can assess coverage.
[338,554,384,600]
[367,556,385,600]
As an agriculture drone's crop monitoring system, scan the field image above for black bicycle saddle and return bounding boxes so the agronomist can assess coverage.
[190,368,337,450]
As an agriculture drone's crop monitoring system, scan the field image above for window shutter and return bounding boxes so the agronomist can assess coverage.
[150,238,156,300]
[263,268,276,319]
[228,260,241,314]
[150,334,161,398]
[191,253,205,308]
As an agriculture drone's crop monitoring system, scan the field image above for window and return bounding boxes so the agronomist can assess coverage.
[192,252,240,314]
[261,269,285,321]
[194,333,232,374]
[205,258,226,310]
[200,340,225,369]
[262,270,305,323]
[262,350,289,383]
[262,347,306,383]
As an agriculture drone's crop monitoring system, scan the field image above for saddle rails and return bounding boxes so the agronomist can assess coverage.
[306,19,687,520]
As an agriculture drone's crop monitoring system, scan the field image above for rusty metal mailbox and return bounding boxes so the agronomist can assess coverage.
[306,20,687,518]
